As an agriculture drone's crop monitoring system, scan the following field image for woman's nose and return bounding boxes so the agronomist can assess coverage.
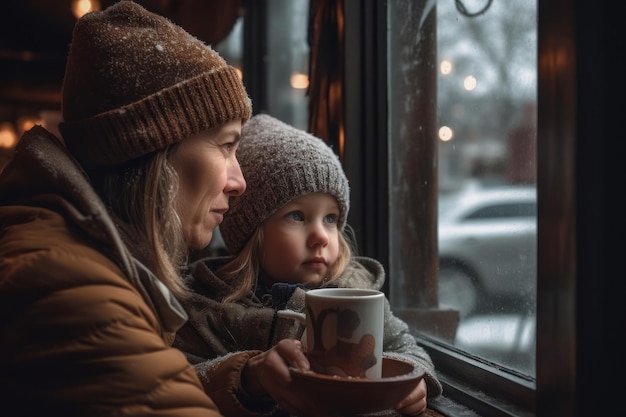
[226,160,246,196]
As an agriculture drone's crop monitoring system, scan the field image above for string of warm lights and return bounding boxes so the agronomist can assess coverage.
[0,116,42,149]
[0,0,309,154]
[0,0,101,152]
[71,0,101,19]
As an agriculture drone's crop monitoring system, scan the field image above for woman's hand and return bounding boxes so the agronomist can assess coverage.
[241,339,337,417]
[395,378,428,416]
[242,339,308,395]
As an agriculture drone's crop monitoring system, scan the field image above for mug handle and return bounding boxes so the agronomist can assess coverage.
[276,309,306,324]
[276,309,308,351]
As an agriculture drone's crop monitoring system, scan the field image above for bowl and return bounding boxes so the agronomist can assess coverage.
[289,356,424,415]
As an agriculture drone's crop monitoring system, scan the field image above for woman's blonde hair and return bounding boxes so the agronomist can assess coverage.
[91,147,189,300]
[217,224,355,303]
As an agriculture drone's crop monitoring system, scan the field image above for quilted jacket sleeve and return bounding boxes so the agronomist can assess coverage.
[0,207,225,417]
[192,350,279,417]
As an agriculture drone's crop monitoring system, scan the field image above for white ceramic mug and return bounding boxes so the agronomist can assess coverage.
[303,288,384,379]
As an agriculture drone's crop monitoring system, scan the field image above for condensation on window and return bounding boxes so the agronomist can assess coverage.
[388,0,537,377]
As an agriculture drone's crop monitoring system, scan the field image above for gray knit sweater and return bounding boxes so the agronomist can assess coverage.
[174,255,443,404]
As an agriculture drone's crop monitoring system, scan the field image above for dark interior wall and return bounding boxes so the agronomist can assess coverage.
[0,0,243,112]
[574,0,622,415]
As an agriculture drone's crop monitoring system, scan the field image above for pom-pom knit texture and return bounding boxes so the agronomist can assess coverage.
[221,114,349,254]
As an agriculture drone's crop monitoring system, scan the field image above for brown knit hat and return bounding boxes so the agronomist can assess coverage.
[220,114,350,254]
[58,1,251,171]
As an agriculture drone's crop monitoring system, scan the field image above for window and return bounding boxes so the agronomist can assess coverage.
[384,0,538,413]
[243,0,601,414]
[260,0,542,413]
[341,0,544,414]
[223,0,310,130]
[387,0,538,376]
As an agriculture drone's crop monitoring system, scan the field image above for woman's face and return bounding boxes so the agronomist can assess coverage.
[170,120,246,250]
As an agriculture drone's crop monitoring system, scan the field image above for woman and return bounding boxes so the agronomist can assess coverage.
[0,3,309,416]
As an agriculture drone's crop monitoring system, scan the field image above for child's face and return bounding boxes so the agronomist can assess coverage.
[261,192,341,287]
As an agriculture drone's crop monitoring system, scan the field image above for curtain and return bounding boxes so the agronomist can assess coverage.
[307,0,344,158]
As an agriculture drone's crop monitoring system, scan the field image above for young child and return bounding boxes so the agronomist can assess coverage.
[175,114,442,416]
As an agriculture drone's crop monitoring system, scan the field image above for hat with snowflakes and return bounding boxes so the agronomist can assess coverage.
[59,1,251,171]
[220,114,350,254]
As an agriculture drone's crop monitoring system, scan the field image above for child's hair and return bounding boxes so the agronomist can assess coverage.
[217,224,354,303]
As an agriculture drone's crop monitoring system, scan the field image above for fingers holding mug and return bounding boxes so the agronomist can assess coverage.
[274,338,309,371]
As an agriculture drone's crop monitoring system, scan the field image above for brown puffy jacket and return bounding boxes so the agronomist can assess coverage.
[0,127,257,416]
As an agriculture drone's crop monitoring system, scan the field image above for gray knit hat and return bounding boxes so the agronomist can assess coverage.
[221,114,350,254]
[58,1,251,171]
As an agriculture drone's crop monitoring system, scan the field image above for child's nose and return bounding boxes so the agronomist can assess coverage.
[308,222,329,247]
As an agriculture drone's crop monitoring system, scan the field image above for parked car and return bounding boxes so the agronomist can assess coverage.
[438,184,537,317]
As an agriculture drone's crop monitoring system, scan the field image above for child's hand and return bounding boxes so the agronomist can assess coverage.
[395,378,428,416]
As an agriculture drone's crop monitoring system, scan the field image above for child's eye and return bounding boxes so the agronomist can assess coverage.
[324,213,338,224]
[287,211,304,221]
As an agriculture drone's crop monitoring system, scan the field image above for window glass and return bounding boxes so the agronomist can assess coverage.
[214,18,243,79]
[464,202,536,220]
[266,0,310,130]
[214,0,310,131]
[388,0,537,376]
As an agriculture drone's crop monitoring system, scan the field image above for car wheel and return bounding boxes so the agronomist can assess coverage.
[438,265,478,318]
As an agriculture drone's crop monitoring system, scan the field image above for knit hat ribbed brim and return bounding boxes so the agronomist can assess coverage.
[220,114,350,254]
[58,1,251,171]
